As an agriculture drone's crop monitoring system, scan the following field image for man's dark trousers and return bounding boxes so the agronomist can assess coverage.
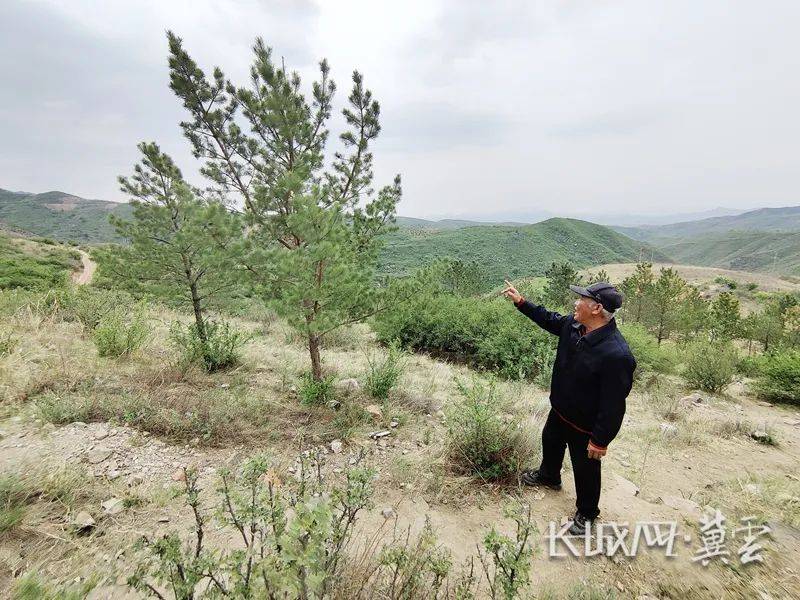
[538,408,601,520]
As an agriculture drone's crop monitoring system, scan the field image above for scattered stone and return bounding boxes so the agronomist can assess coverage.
[750,430,771,443]
[661,495,702,518]
[613,473,640,497]
[171,468,187,482]
[381,508,396,519]
[365,404,383,420]
[102,497,125,515]
[744,483,762,495]
[71,511,96,530]
[220,383,230,389]
[127,474,144,486]
[157,516,170,523]
[335,378,361,396]
[87,447,113,464]
[107,470,121,481]
[73,421,87,428]
[369,430,391,440]
[389,421,399,429]
[330,439,343,454]
[618,459,631,468]
[93,427,109,440]
[783,418,800,427]
[682,393,704,404]
[659,423,678,437]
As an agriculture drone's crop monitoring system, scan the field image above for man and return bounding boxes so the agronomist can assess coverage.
[502,280,636,535]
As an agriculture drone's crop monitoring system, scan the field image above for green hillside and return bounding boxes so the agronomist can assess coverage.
[395,216,528,229]
[656,229,800,275]
[0,231,81,290]
[616,205,800,242]
[379,217,669,281]
[0,188,132,243]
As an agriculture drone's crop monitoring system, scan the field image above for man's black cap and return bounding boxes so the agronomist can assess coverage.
[569,281,624,312]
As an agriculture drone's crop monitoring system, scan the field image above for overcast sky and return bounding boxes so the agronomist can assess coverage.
[1,0,799,220]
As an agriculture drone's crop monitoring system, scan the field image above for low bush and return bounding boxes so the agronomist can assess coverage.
[619,323,676,379]
[682,340,738,393]
[299,372,336,406]
[445,378,535,482]
[169,320,249,372]
[52,287,134,330]
[753,350,800,405]
[374,292,556,383]
[93,307,150,358]
[364,342,406,399]
[0,331,17,357]
[128,455,375,599]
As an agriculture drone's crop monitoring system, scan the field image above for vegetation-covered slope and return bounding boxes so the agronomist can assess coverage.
[616,205,800,242]
[655,229,800,275]
[0,188,132,243]
[0,231,81,290]
[379,217,669,280]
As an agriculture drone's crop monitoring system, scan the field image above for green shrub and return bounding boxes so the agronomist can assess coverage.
[445,378,535,482]
[364,343,406,399]
[93,307,150,358]
[12,572,97,600]
[35,392,91,424]
[753,350,800,405]
[746,282,759,291]
[736,354,765,378]
[169,320,249,372]
[714,276,737,289]
[298,373,336,406]
[682,340,737,392]
[0,331,18,357]
[53,287,134,330]
[128,456,374,599]
[374,291,556,383]
[619,323,676,379]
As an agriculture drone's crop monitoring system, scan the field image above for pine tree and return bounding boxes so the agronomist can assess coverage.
[620,262,654,323]
[675,286,708,343]
[709,291,741,341]
[543,262,580,313]
[650,267,686,344]
[165,32,400,380]
[106,142,240,343]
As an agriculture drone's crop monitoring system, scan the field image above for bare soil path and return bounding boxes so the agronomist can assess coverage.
[71,250,96,285]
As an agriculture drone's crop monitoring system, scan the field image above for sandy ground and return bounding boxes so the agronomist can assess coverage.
[71,250,96,285]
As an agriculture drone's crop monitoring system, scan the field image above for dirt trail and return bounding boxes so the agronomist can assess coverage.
[72,250,96,285]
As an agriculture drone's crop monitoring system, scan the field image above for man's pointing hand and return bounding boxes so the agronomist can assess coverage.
[502,279,523,304]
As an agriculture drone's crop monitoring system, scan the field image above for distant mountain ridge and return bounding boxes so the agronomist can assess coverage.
[379,217,669,280]
[0,188,132,243]
[615,205,800,242]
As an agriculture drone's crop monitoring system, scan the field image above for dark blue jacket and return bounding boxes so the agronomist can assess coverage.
[516,300,636,448]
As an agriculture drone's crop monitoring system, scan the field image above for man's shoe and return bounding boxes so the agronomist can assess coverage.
[567,511,597,536]
[520,469,562,490]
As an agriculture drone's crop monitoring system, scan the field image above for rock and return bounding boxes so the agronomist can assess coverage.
[93,427,109,440]
[335,378,361,396]
[783,418,800,427]
[127,474,144,486]
[71,511,96,530]
[368,430,391,440]
[157,516,170,523]
[107,470,121,481]
[659,423,678,437]
[751,430,771,443]
[682,393,704,404]
[365,404,383,420]
[744,483,762,495]
[613,473,640,497]
[389,421,399,429]
[330,439,343,454]
[87,447,113,464]
[661,495,702,518]
[381,508,396,519]
[102,497,124,515]
[220,383,230,389]
[171,468,187,482]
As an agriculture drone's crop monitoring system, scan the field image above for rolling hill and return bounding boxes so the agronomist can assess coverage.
[378,217,669,281]
[0,188,132,243]
[615,205,800,242]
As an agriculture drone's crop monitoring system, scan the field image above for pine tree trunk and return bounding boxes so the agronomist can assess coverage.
[189,281,207,343]
[308,333,322,381]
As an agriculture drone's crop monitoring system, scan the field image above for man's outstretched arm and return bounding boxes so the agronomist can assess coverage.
[502,279,568,336]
